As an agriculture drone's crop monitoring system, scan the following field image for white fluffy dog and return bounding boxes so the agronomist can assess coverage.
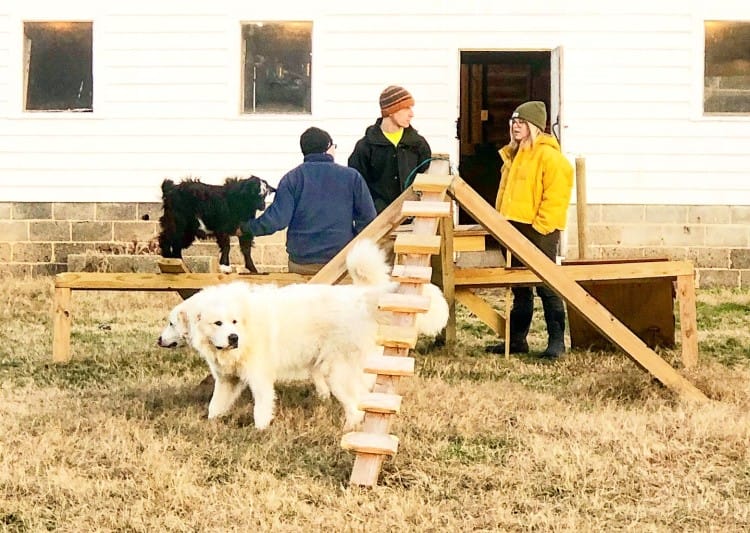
[158,239,449,430]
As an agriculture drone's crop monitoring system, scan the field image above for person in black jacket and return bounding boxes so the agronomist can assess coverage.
[348,85,432,213]
[239,127,376,275]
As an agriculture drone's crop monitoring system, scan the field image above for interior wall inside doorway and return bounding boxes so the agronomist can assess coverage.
[458,51,551,224]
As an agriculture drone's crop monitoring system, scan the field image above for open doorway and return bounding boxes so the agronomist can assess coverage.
[457,50,561,224]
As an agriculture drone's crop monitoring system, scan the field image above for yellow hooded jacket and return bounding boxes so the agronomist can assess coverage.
[495,134,574,235]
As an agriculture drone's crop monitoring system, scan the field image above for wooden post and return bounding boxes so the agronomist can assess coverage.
[53,287,72,362]
[575,157,588,259]
[676,274,699,369]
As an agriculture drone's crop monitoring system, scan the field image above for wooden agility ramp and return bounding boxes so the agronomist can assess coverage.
[319,171,707,487]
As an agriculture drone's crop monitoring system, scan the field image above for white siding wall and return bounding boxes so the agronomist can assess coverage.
[1,0,749,204]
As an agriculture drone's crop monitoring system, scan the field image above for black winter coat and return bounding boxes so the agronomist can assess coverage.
[348,118,432,213]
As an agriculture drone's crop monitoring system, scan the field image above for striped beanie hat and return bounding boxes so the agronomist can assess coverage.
[379,85,415,117]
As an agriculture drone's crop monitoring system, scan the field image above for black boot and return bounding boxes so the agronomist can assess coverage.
[539,288,566,359]
[485,288,533,354]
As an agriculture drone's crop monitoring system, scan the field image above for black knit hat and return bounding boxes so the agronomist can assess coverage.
[299,127,333,155]
[380,85,415,117]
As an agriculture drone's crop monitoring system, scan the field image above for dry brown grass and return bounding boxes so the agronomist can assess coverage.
[1,277,749,532]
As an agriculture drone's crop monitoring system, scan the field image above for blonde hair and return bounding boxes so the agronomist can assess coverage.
[508,121,542,154]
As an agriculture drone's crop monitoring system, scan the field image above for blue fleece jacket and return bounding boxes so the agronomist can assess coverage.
[241,153,376,264]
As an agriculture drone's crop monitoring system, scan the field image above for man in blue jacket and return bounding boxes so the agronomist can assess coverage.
[239,127,377,274]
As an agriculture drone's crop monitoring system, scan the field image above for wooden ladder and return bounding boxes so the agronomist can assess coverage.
[340,172,453,487]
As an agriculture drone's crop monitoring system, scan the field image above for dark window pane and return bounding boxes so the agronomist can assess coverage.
[24,21,93,112]
[242,22,312,114]
[704,21,750,114]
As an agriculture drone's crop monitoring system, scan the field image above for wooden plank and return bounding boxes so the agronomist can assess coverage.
[341,432,399,456]
[54,272,309,290]
[309,187,418,285]
[437,216,456,345]
[401,200,451,218]
[391,264,432,283]
[378,293,431,313]
[450,175,707,402]
[411,173,453,193]
[52,287,72,363]
[358,392,402,414]
[453,234,486,252]
[363,355,415,377]
[676,274,699,369]
[455,288,505,336]
[158,258,198,299]
[394,234,442,256]
[454,261,695,287]
[376,325,418,349]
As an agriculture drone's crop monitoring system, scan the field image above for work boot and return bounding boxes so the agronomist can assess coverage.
[540,290,566,359]
[485,289,533,355]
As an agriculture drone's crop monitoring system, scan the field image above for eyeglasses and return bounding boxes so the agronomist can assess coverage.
[328,142,337,150]
[509,118,528,127]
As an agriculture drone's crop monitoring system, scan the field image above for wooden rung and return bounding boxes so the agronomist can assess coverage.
[411,173,453,193]
[377,325,418,348]
[378,293,431,313]
[391,264,432,283]
[358,392,403,414]
[157,258,191,274]
[394,234,442,256]
[341,432,399,456]
[364,354,415,376]
[401,200,451,218]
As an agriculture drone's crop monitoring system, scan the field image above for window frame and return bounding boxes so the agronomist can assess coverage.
[239,20,313,116]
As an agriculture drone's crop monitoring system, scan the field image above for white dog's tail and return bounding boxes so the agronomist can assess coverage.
[346,239,391,286]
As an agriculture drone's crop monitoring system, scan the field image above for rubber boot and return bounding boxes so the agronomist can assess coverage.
[539,289,566,359]
[485,288,533,354]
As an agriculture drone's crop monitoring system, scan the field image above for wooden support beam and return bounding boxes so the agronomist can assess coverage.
[676,274,699,369]
[54,271,309,290]
[52,287,72,362]
[449,175,707,402]
[455,287,505,336]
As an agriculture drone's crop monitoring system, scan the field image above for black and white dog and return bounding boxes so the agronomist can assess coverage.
[158,176,275,273]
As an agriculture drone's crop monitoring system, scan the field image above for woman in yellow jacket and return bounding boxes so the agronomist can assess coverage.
[486,101,574,359]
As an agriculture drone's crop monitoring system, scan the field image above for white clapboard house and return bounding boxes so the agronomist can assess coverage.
[0,0,748,284]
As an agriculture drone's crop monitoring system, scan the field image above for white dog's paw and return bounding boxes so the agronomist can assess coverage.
[253,414,273,430]
[342,409,365,432]
[219,264,233,274]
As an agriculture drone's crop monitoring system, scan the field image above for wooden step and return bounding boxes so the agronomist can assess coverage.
[364,354,415,376]
[391,264,432,283]
[411,173,453,193]
[394,234,442,256]
[158,258,191,274]
[341,432,399,456]
[358,392,403,414]
[401,200,451,218]
[377,324,418,348]
[378,293,431,313]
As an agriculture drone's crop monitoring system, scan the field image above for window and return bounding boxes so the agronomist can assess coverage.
[704,21,750,114]
[242,22,311,114]
[23,21,93,112]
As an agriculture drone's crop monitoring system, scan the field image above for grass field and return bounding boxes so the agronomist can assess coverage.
[1,277,749,532]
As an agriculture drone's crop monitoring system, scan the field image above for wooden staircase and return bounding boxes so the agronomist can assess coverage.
[340,172,454,487]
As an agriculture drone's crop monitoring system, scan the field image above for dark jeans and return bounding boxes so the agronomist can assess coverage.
[503,222,566,343]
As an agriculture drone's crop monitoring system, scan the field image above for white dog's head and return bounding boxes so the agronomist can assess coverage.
[187,284,252,371]
[157,300,192,348]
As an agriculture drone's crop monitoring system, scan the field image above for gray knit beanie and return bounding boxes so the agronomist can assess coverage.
[512,101,547,131]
